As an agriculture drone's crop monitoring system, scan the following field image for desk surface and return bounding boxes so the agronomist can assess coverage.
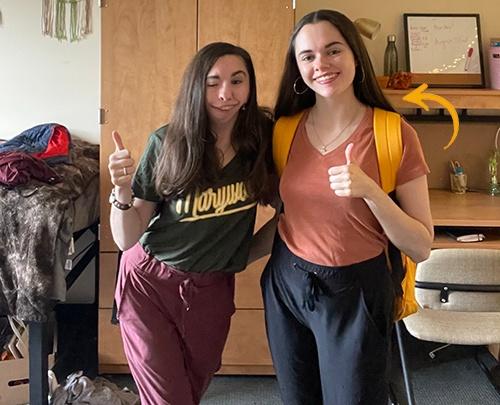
[430,189,500,227]
[430,189,500,249]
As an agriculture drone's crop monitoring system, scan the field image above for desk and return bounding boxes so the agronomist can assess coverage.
[429,189,500,360]
[430,189,500,250]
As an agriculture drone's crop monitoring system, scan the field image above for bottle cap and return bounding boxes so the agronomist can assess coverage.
[388,34,396,42]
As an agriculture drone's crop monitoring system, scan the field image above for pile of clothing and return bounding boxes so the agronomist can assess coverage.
[0,134,99,321]
[0,123,71,188]
[50,371,139,405]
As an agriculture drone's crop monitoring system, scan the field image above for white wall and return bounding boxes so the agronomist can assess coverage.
[297,0,500,84]
[0,0,100,144]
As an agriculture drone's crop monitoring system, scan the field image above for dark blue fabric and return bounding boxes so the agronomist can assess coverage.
[0,123,71,164]
[261,236,394,405]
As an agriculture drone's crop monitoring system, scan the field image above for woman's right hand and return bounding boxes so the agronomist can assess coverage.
[108,130,135,188]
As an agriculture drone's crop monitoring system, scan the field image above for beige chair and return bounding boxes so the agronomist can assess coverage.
[396,248,500,404]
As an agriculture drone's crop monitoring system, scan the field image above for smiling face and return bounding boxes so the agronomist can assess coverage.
[205,54,250,130]
[294,20,357,100]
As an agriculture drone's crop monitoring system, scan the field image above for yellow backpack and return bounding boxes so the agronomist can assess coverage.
[272,107,417,321]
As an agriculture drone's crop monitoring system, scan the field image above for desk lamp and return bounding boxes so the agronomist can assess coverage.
[354,18,381,40]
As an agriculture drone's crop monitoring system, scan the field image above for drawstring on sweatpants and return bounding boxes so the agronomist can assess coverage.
[294,263,324,311]
[303,272,324,311]
[179,278,196,338]
[179,278,193,311]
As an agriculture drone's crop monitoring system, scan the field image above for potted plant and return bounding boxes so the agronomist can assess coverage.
[489,128,500,196]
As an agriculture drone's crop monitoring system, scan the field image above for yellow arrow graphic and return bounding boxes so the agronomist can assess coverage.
[403,83,460,150]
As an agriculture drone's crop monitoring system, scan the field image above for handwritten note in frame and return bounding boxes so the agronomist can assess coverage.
[404,14,485,87]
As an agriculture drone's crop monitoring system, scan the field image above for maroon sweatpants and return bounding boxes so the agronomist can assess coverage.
[115,243,235,405]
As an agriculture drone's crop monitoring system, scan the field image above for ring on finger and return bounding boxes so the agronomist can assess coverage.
[123,167,127,176]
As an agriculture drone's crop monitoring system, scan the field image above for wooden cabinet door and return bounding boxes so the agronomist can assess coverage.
[99,0,294,373]
[220,310,274,374]
[198,0,293,309]
[99,252,119,309]
[199,0,294,373]
[198,0,294,109]
[235,204,275,308]
[100,0,197,252]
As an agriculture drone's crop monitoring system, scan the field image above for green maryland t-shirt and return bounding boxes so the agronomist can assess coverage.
[132,126,257,273]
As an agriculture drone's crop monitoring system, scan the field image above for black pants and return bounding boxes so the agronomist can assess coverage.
[261,236,394,405]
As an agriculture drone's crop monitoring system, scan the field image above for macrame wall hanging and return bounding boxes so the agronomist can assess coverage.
[42,0,92,42]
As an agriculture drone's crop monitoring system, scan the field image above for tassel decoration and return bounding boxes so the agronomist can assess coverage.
[42,0,92,42]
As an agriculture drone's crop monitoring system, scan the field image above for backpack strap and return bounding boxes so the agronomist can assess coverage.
[373,108,418,321]
[273,111,305,176]
[373,108,402,194]
[274,108,402,183]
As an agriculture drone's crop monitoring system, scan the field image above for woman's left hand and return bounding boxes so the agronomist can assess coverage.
[327,143,377,198]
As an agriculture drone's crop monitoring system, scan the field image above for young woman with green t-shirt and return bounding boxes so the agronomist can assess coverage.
[107,42,274,405]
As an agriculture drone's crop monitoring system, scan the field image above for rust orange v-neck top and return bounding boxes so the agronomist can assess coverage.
[277,107,429,267]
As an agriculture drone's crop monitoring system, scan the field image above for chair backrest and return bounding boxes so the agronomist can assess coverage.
[415,249,500,312]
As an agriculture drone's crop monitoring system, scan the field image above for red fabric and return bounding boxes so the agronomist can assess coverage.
[116,243,235,404]
[32,125,71,161]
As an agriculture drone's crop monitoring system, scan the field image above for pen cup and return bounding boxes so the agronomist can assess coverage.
[450,173,467,194]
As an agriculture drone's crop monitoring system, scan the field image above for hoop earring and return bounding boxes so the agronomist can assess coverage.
[293,77,308,95]
[359,65,366,83]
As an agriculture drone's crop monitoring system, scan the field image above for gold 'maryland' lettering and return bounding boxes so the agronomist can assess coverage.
[175,194,191,214]
[180,202,257,222]
[175,181,254,221]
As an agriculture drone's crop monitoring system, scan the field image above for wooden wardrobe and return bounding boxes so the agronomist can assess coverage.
[98,0,294,374]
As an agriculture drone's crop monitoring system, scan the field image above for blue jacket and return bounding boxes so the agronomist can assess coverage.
[0,123,71,164]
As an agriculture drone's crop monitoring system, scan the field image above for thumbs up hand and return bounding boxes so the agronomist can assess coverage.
[108,130,135,188]
[112,130,126,151]
[327,143,376,198]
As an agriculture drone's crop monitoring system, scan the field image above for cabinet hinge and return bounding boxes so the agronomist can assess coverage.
[98,0,108,8]
[99,108,108,125]
[292,0,296,10]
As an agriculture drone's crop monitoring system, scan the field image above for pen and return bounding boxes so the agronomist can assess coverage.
[449,160,464,174]
[449,160,457,173]
[464,47,473,72]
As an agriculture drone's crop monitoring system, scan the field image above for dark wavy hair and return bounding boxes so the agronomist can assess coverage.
[154,42,273,203]
[274,9,395,120]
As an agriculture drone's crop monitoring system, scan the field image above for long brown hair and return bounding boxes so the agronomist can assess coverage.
[154,42,273,203]
[274,9,395,120]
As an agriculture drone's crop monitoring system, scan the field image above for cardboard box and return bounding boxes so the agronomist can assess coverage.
[0,355,55,405]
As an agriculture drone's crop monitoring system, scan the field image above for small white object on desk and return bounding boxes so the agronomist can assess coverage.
[456,234,486,243]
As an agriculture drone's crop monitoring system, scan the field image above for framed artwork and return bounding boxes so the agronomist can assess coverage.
[403,14,485,87]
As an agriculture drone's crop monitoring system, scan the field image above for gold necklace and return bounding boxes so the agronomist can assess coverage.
[212,128,234,164]
[310,109,360,154]
[217,141,235,166]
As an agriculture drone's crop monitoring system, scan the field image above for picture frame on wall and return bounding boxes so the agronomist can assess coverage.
[403,13,485,87]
